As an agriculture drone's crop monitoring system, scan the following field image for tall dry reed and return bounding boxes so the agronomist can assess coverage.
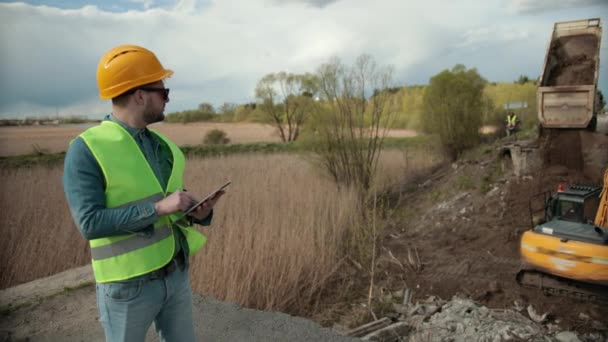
[373,145,444,191]
[184,154,360,314]
[1,148,442,316]
[0,166,89,288]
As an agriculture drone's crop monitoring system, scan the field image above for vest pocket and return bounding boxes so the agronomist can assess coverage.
[103,280,143,302]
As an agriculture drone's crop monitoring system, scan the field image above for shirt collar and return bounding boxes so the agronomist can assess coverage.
[104,114,148,138]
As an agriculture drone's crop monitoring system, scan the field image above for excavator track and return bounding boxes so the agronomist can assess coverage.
[516,269,608,304]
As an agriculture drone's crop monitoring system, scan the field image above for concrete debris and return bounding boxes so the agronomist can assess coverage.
[407,298,543,341]
[350,296,607,342]
[361,322,409,341]
[527,304,549,323]
[577,313,589,321]
[554,331,582,342]
[402,288,412,306]
[486,186,500,196]
[419,180,432,188]
[436,192,469,211]
[346,317,392,338]
[513,301,524,312]
[392,303,408,315]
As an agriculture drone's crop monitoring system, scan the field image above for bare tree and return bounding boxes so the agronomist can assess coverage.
[218,102,238,116]
[314,54,396,195]
[255,72,318,142]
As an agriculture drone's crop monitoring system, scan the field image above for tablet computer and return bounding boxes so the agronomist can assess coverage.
[181,181,231,217]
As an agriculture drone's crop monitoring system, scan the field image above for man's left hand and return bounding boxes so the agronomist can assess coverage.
[187,191,225,221]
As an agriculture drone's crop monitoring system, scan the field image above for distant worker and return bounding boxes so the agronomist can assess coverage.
[506,111,520,136]
[62,45,224,342]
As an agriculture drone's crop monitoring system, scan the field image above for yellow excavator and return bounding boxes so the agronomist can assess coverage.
[517,169,608,301]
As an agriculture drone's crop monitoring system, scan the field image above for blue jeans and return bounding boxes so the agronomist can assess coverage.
[96,265,195,342]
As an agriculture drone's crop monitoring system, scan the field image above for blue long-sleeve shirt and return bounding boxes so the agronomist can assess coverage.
[62,114,211,258]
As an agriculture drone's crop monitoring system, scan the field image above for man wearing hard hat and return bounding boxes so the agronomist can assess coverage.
[62,45,222,341]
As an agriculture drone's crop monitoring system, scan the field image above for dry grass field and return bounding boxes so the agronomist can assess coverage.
[0,123,280,156]
[0,166,88,287]
[0,148,441,315]
[0,122,418,156]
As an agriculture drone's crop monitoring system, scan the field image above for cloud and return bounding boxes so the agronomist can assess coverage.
[0,0,605,118]
[172,0,199,12]
[456,25,531,49]
[2,97,108,119]
[270,0,341,8]
[508,0,607,14]
[130,0,156,10]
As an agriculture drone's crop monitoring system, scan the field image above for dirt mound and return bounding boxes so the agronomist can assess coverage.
[538,129,608,184]
[356,136,607,335]
[541,130,584,172]
[544,34,598,86]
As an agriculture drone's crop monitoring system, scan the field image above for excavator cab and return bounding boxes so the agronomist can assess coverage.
[547,185,601,225]
[537,185,607,246]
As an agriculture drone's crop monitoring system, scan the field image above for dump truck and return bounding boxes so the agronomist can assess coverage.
[537,18,602,130]
[534,18,608,182]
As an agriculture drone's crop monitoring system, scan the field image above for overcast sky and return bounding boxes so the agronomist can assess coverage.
[0,0,606,119]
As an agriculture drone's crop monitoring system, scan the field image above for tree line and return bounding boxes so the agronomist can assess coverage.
[166,57,548,163]
[166,54,607,197]
[166,71,543,137]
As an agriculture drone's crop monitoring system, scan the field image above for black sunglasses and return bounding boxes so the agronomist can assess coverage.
[127,87,170,101]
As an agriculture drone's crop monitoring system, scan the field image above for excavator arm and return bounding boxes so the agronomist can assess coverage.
[596,169,608,228]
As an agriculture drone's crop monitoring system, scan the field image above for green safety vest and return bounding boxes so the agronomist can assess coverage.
[507,115,518,126]
[79,121,207,283]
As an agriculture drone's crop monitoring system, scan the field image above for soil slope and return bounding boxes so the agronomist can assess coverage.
[360,133,608,334]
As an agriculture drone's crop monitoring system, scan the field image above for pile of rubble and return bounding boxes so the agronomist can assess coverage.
[346,296,607,342]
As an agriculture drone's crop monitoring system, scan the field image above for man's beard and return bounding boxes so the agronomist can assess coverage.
[143,104,165,124]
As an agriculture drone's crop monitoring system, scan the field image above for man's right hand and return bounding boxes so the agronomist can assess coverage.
[154,190,196,216]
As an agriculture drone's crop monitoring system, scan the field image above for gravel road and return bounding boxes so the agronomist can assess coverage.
[0,266,358,342]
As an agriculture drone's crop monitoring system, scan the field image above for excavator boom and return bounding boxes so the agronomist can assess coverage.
[595,169,608,228]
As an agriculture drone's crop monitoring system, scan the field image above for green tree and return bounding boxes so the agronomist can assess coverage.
[393,85,425,129]
[483,82,537,129]
[198,102,216,114]
[515,75,531,85]
[165,109,214,123]
[218,102,237,115]
[255,72,319,142]
[422,65,486,160]
[203,129,230,145]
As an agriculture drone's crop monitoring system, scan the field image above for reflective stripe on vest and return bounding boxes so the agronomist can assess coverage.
[115,192,164,209]
[507,115,517,125]
[91,224,172,260]
[80,121,206,283]
[90,192,167,260]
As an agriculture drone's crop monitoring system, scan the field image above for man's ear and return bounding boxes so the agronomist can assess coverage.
[132,90,146,106]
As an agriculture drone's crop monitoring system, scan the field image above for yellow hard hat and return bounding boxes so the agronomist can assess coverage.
[96,45,173,99]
